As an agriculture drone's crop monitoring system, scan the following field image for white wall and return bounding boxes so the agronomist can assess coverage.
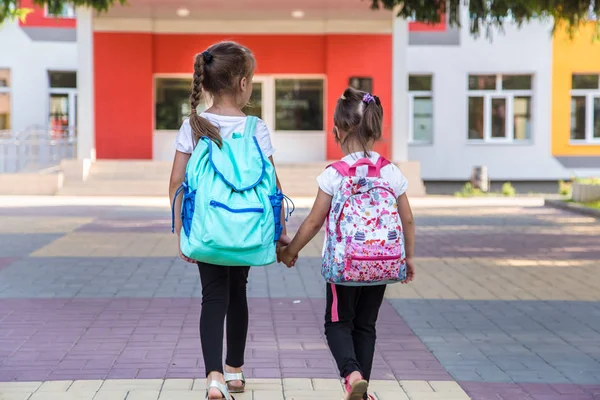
[407,10,569,181]
[0,22,78,132]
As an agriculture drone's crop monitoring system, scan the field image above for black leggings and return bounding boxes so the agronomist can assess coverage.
[197,262,250,376]
[325,283,386,382]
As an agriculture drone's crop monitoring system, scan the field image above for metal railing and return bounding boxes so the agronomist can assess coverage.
[0,126,77,173]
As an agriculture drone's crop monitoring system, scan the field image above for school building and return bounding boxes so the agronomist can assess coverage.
[1,0,600,186]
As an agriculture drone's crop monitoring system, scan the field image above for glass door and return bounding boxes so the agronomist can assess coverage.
[49,90,77,138]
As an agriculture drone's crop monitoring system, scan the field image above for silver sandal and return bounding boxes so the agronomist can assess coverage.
[205,380,234,400]
[224,371,246,393]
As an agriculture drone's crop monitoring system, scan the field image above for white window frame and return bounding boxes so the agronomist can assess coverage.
[467,73,533,143]
[408,75,433,144]
[44,4,76,19]
[0,68,11,131]
[570,76,600,144]
[152,74,326,136]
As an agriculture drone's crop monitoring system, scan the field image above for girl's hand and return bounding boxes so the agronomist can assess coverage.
[276,233,292,263]
[403,257,416,283]
[278,247,298,268]
[178,241,196,264]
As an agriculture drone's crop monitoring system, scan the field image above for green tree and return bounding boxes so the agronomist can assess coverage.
[2,0,598,37]
[370,0,599,37]
[1,0,126,24]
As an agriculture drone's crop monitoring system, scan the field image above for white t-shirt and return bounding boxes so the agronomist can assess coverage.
[174,112,275,157]
[317,152,408,198]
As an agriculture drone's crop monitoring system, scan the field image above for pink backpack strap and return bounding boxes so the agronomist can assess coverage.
[327,161,350,177]
[375,157,391,174]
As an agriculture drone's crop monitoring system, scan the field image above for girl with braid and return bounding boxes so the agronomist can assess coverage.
[168,41,290,400]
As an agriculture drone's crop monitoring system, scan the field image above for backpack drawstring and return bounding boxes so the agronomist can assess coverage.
[171,179,188,234]
[282,194,295,222]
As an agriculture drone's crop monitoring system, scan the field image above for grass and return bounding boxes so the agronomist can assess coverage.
[567,199,600,210]
[580,200,600,210]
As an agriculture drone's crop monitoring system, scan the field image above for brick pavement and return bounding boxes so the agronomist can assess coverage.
[0,200,599,399]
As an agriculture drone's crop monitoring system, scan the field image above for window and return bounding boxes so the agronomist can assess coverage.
[242,82,262,118]
[275,79,323,131]
[408,75,433,143]
[49,71,76,89]
[45,4,76,18]
[0,69,10,131]
[571,74,600,142]
[467,74,533,142]
[153,76,325,134]
[48,71,77,138]
[155,78,201,130]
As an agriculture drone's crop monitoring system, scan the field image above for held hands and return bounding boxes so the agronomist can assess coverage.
[276,233,298,268]
[278,246,298,268]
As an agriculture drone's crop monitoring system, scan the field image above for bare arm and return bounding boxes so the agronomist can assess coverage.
[280,189,332,264]
[397,193,415,259]
[169,151,191,237]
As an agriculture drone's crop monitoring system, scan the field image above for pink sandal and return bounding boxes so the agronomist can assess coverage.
[344,376,369,400]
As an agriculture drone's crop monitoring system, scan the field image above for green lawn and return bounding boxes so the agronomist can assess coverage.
[568,199,600,210]
[581,201,600,210]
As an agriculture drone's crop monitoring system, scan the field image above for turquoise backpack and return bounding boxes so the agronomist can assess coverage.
[171,116,292,266]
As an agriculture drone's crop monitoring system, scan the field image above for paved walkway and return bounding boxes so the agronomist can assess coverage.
[0,199,599,399]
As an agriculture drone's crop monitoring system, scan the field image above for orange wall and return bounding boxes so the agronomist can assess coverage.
[94,32,154,159]
[94,33,392,160]
[18,0,76,28]
[552,23,600,156]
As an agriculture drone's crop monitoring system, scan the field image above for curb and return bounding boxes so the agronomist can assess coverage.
[544,199,600,219]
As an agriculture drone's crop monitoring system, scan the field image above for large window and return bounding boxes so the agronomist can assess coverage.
[0,69,10,130]
[467,74,532,142]
[48,71,77,138]
[155,78,201,130]
[408,75,433,143]
[45,4,76,18]
[570,74,600,143]
[242,82,262,118]
[274,79,323,131]
[154,76,325,133]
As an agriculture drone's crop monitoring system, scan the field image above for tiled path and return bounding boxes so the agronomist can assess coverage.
[0,199,599,399]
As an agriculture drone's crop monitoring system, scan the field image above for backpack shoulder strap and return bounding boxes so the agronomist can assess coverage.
[375,157,392,176]
[243,116,258,137]
[327,161,350,177]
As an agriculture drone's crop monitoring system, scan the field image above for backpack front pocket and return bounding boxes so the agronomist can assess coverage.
[203,200,265,250]
[343,254,404,284]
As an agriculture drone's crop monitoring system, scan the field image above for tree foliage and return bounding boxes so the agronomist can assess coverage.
[370,0,599,37]
[0,0,126,24]
[2,0,599,37]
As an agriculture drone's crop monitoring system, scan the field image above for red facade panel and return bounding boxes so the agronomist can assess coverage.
[94,32,392,160]
[94,32,153,159]
[325,35,392,160]
[18,0,76,28]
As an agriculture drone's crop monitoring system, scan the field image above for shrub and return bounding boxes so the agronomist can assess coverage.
[558,180,572,197]
[455,182,484,197]
[501,182,516,197]
[575,177,600,185]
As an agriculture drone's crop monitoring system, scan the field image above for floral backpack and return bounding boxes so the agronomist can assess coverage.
[322,157,407,286]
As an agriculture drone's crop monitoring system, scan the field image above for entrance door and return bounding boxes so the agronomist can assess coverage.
[49,90,77,138]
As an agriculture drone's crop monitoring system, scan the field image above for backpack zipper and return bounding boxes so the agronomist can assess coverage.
[350,255,402,261]
[209,200,264,214]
